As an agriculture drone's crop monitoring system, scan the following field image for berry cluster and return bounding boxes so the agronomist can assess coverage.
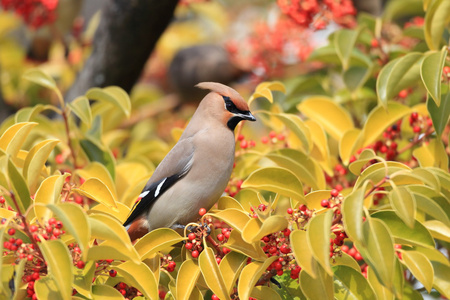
[277,0,357,30]
[0,0,58,28]
[114,282,143,298]
[161,254,176,272]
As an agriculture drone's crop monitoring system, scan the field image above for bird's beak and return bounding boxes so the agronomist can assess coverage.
[238,111,256,122]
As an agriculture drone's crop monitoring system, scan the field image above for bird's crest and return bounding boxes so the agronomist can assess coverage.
[196,82,249,111]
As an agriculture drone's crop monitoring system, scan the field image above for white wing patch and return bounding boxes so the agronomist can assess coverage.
[139,190,150,198]
[154,178,167,197]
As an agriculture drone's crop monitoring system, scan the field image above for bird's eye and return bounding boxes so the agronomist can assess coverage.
[222,96,235,111]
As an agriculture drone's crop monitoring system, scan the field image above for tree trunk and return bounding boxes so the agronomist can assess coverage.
[65,0,179,102]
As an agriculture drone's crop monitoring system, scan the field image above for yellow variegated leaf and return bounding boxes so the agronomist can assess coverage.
[34,174,70,221]
[23,68,64,105]
[86,86,131,118]
[23,139,59,194]
[242,167,304,201]
[89,201,133,224]
[339,128,362,165]
[242,215,288,244]
[413,139,449,171]
[114,261,158,300]
[237,256,278,300]
[91,284,124,299]
[331,252,360,272]
[217,196,244,211]
[134,228,186,259]
[0,122,37,158]
[219,252,247,295]
[208,208,251,232]
[47,203,91,261]
[176,259,201,300]
[199,247,230,300]
[250,286,282,300]
[402,251,434,292]
[424,220,450,242]
[298,96,353,141]
[307,209,333,276]
[389,185,416,228]
[299,262,333,300]
[73,178,118,210]
[15,104,61,123]
[76,162,117,199]
[38,239,73,300]
[224,230,267,261]
[290,229,317,278]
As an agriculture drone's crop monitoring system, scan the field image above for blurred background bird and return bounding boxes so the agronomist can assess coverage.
[123,82,255,241]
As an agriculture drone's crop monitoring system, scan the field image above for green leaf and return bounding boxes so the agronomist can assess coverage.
[299,262,334,300]
[343,66,372,92]
[92,284,124,299]
[334,28,363,70]
[176,259,200,300]
[34,276,64,300]
[88,214,140,263]
[86,86,131,118]
[47,203,91,261]
[348,148,377,175]
[134,228,186,260]
[414,192,450,226]
[266,148,325,190]
[237,256,278,300]
[431,261,450,298]
[242,215,288,244]
[372,211,435,248]
[219,252,247,295]
[359,102,411,148]
[342,182,370,244]
[114,261,158,300]
[69,96,92,127]
[23,139,59,194]
[420,47,448,106]
[38,239,73,300]
[389,186,416,228]
[376,53,423,107]
[79,139,116,179]
[290,229,317,278]
[0,122,37,158]
[33,174,69,222]
[23,69,63,105]
[73,261,95,298]
[242,167,304,201]
[199,247,230,300]
[427,92,450,136]
[402,251,434,292]
[333,265,377,299]
[8,158,31,214]
[424,0,450,50]
[298,96,354,141]
[367,266,394,300]
[331,252,360,272]
[307,209,333,276]
[15,104,60,123]
[357,217,396,292]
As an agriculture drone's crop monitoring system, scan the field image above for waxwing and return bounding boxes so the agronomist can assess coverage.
[124,82,256,240]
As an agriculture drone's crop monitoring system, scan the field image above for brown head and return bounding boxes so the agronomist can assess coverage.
[195,82,256,130]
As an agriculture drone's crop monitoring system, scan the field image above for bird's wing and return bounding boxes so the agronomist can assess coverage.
[123,138,195,227]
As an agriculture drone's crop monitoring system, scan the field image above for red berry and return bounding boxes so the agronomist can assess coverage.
[299,204,307,211]
[30,225,38,232]
[188,233,196,240]
[237,134,245,141]
[269,131,277,138]
[240,140,248,149]
[53,228,61,237]
[280,244,290,254]
[398,89,408,98]
[413,125,421,133]
[217,234,224,242]
[261,136,269,144]
[321,199,329,208]
[222,247,230,254]
[354,252,363,261]
[185,242,193,250]
[330,189,339,198]
[109,270,117,277]
[198,208,207,216]
[287,208,293,214]
[7,228,15,235]
[370,38,379,47]
[277,134,285,141]
[48,218,56,225]
[191,250,199,258]
[212,294,220,300]
[216,257,222,264]
[76,261,85,269]
[0,196,5,204]
[341,245,349,253]
[27,254,34,261]
[55,154,64,164]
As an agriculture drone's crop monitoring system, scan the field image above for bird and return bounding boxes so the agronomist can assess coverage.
[123,82,256,241]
